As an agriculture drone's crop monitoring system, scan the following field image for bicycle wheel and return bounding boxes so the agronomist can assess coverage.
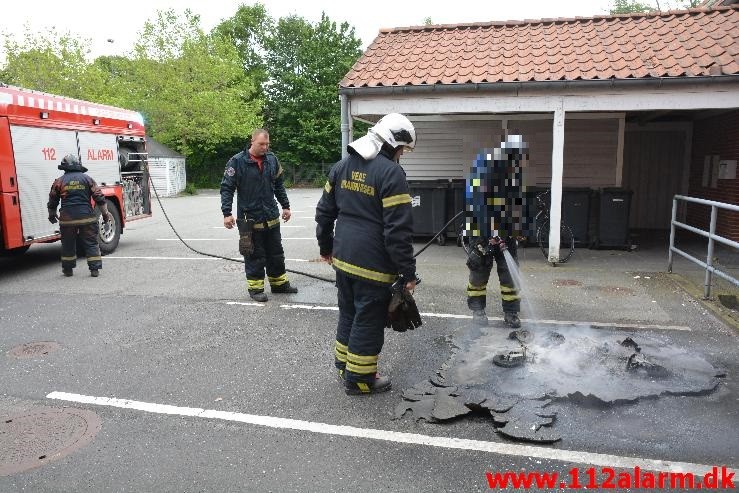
[537,221,575,263]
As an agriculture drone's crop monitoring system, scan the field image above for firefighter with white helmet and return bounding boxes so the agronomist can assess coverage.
[316,113,418,395]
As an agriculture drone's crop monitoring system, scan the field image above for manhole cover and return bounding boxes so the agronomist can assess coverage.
[8,341,61,359]
[553,279,582,287]
[0,407,101,476]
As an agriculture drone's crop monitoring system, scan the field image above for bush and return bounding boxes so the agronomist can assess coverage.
[183,182,198,195]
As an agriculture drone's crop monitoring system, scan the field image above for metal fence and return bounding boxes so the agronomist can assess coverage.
[282,163,331,187]
[668,195,739,298]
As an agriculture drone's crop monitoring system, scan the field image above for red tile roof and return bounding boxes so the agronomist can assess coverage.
[341,6,739,88]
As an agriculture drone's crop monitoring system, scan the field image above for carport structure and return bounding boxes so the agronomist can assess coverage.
[338,5,739,260]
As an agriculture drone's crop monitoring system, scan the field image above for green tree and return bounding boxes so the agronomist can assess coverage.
[262,13,362,170]
[126,9,263,184]
[0,26,106,99]
[213,3,272,88]
[610,0,702,13]
[610,0,655,13]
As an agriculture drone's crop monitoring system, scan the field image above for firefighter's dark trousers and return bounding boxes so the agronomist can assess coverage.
[334,271,392,384]
[243,222,289,294]
[467,238,520,313]
[59,216,102,271]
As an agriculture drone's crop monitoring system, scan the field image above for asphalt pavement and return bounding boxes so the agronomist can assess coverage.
[0,188,737,492]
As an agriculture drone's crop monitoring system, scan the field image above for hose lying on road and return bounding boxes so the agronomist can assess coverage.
[148,172,463,284]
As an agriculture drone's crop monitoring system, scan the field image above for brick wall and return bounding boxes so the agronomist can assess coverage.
[687,110,739,242]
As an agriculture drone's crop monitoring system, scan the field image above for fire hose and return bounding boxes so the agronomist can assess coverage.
[148,170,464,284]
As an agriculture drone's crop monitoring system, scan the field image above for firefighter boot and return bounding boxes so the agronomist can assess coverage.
[90,269,99,277]
[345,376,392,396]
[271,282,298,294]
[249,291,268,302]
[504,312,521,328]
[62,268,73,277]
[472,309,488,326]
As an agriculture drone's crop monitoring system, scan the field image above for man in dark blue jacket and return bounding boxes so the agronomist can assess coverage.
[316,113,417,395]
[47,154,112,277]
[221,129,297,302]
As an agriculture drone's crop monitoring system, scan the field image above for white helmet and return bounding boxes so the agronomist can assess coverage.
[348,113,416,160]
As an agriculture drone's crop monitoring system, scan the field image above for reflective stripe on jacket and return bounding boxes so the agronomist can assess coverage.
[316,149,415,286]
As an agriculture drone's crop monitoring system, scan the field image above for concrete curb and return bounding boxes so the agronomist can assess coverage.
[665,272,739,332]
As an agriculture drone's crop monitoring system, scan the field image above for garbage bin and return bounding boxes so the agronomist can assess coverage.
[446,179,466,246]
[408,180,448,244]
[595,188,633,249]
[562,187,592,246]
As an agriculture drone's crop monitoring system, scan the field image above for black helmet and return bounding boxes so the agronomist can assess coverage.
[58,154,88,172]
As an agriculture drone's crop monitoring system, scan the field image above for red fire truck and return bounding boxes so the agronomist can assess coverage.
[0,84,151,256]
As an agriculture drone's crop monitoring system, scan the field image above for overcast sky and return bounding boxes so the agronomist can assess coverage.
[2,0,619,61]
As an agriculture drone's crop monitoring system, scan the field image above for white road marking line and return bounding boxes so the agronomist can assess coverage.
[211,226,304,229]
[225,301,266,307]
[106,256,309,262]
[281,304,338,311]
[46,391,728,476]
[156,238,315,241]
[276,304,690,331]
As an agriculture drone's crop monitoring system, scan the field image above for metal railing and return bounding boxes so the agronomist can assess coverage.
[668,195,739,298]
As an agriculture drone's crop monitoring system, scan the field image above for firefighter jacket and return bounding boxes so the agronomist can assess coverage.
[464,151,528,240]
[220,151,290,226]
[47,171,106,220]
[316,148,415,286]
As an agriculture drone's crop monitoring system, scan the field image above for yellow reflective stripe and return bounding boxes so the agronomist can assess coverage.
[61,256,77,261]
[346,362,378,375]
[334,341,348,362]
[275,163,283,178]
[247,279,265,289]
[332,257,395,284]
[500,285,516,293]
[324,181,332,193]
[382,194,412,208]
[86,256,102,261]
[346,352,378,364]
[467,283,487,297]
[472,178,480,186]
[502,294,520,301]
[253,218,281,229]
[356,382,370,393]
[59,217,97,225]
[268,274,288,286]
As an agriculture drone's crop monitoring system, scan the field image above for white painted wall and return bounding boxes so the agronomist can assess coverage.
[400,119,503,180]
[149,157,186,197]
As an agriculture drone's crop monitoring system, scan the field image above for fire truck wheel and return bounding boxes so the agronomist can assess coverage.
[97,199,121,255]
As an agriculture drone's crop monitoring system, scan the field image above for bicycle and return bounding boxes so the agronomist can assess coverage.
[534,190,575,263]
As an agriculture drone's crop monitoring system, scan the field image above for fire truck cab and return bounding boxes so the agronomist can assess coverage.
[0,84,151,256]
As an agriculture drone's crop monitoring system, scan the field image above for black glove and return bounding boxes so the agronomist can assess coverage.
[237,218,255,256]
[48,213,58,224]
[387,287,423,332]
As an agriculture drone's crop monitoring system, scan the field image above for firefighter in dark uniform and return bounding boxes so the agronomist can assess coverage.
[316,113,417,395]
[221,128,297,302]
[47,154,112,277]
[464,136,529,328]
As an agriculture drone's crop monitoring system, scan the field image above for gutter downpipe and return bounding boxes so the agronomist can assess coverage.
[340,94,350,159]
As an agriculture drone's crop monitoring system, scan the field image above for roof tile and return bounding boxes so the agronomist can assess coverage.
[341,6,739,87]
